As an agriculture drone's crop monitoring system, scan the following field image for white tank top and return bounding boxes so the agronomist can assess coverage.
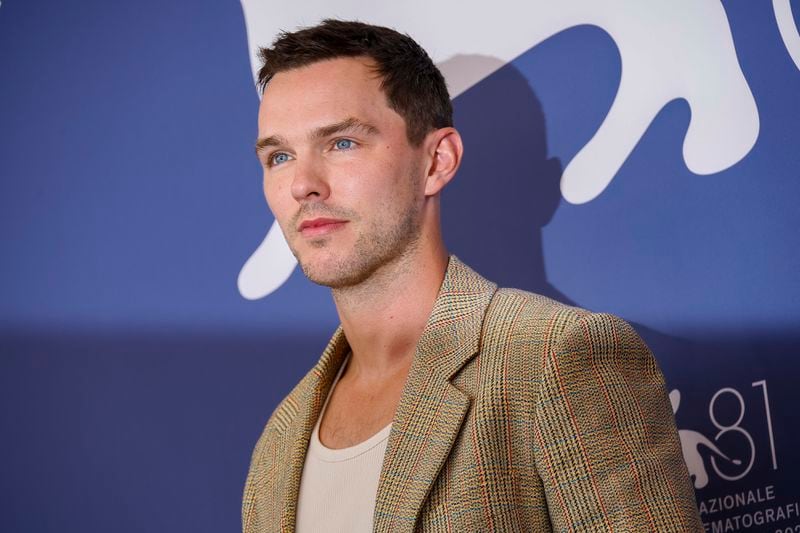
[296,357,392,533]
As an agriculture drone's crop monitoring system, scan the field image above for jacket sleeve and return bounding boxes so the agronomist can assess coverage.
[532,312,703,532]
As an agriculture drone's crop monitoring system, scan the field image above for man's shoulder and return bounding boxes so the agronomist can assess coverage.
[482,286,648,360]
[447,258,639,352]
[486,286,590,337]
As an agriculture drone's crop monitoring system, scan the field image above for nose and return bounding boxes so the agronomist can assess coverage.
[290,155,330,202]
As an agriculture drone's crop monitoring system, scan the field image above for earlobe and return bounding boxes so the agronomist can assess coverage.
[424,128,463,196]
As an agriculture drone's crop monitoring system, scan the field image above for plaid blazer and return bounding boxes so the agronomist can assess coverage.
[242,257,702,532]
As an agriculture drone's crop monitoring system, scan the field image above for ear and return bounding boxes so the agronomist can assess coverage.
[423,127,463,197]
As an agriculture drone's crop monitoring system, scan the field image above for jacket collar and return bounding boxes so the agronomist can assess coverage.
[279,256,497,531]
[373,256,497,531]
[277,326,349,531]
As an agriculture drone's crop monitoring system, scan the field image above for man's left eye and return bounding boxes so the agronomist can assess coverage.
[334,139,355,150]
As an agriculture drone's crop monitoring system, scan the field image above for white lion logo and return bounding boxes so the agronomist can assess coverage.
[669,389,743,489]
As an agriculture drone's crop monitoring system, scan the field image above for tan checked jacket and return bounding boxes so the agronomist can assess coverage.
[242,257,702,532]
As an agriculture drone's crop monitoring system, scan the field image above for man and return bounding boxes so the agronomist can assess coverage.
[243,19,702,532]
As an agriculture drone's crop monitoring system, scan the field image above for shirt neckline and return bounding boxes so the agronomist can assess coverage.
[309,354,393,463]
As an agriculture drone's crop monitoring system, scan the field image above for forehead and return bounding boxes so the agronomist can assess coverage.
[258,57,398,137]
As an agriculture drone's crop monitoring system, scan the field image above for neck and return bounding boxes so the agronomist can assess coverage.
[332,241,449,380]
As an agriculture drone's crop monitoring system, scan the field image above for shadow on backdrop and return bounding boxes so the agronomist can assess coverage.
[443,57,569,305]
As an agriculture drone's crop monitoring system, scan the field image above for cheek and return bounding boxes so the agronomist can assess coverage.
[263,179,287,218]
[262,178,273,210]
[341,156,408,198]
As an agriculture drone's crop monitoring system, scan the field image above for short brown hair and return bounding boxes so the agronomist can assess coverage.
[257,19,452,146]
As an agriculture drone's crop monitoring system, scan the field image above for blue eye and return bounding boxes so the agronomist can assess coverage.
[334,139,355,150]
[270,152,290,166]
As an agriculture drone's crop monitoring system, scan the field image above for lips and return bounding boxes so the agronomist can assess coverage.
[297,217,347,237]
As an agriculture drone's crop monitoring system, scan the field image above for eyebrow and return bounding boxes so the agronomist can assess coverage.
[255,117,380,155]
[311,117,380,140]
[255,134,287,154]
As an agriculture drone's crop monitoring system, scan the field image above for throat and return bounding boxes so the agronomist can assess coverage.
[317,355,409,449]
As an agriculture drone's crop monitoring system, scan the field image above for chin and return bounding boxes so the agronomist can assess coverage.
[300,263,366,289]
[297,253,376,289]
[296,252,341,287]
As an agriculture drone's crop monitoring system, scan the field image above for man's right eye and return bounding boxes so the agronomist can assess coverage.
[269,152,292,167]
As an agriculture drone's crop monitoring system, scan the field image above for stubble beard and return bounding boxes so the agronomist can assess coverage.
[291,197,423,290]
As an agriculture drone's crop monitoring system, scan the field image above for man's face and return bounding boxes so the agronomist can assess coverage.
[257,57,427,288]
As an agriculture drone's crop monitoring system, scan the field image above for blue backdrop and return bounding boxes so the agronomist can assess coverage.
[2,1,798,531]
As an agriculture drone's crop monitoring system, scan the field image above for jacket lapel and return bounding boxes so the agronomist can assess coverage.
[278,327,350,532]
[373,257,498,532]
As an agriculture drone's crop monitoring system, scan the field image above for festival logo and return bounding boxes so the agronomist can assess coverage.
[671,389,745,491]
[672,380,798,532]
